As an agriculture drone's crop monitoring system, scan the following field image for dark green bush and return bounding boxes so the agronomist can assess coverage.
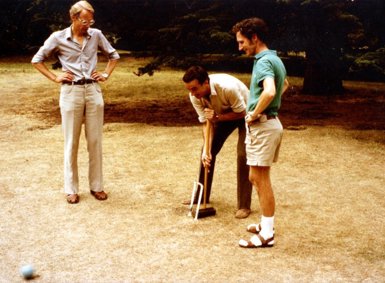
[349,48,385,81]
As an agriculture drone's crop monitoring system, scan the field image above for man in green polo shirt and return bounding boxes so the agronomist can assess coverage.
[232,17,289,248]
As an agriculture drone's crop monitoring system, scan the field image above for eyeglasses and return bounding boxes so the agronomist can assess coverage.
[77,17,95,26]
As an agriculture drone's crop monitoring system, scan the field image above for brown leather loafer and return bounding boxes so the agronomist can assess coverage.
[235,208,251,219]
[90,190,108,201]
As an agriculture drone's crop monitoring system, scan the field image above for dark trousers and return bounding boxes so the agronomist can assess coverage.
[196,118,252,209]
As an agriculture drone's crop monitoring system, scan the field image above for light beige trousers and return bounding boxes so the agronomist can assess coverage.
[59,83,104,194]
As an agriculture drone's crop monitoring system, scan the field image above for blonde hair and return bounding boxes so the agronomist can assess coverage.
[69,1,94,18]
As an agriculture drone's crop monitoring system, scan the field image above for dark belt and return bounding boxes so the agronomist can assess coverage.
[62,79,95,85]
[266,115,276,120]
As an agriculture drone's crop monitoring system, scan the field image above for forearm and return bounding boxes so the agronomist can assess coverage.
[202,122,214,152]
[248,77,276,121]
[281,78,289,97]
[248,92,274,120]
[104,59,118,76]
[216,110,246,122]
[32,62,57,82]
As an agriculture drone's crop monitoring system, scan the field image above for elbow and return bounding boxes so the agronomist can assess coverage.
[284,79,290,89]
[266,90,276,99]
[282,79,290,94]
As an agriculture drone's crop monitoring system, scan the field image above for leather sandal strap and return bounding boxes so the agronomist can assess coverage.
[256,234,274,246]
[247,223,262,234]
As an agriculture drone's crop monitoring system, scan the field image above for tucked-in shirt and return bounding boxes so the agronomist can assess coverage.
[31,26,120,81]
[248,50,286,116]
[190,74,249,123]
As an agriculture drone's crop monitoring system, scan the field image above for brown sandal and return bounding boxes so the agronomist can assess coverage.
[239,234,274,248]
[66,194,79,204]
[90,190,108,201]
[247,223,262,234]
[247,223,275,235]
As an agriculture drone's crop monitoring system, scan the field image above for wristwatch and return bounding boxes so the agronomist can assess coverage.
[101,72,109,79]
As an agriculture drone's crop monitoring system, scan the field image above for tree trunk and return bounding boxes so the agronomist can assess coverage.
[303,50,344,95]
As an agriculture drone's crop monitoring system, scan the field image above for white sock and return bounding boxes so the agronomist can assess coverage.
[260,215,274,239]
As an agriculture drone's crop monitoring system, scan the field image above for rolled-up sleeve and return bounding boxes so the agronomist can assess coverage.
[189,94,206,123]
[31,33,57,63]
[97,31,120,60]
[225,88,248,113]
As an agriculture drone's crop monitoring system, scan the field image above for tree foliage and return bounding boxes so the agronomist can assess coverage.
[349,47,385,81]
[0,0,384,94]
[0,0,68,55]
[132,0,384,95]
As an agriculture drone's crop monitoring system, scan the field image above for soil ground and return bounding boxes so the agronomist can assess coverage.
[0,58,384,282]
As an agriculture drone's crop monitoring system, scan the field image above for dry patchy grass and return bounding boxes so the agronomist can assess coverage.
[0,57,384,282]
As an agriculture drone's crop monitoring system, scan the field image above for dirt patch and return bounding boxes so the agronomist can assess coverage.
[6,57,384,130]
[104,99,198,126]
[26,82,385,131]
[279,84,385,130]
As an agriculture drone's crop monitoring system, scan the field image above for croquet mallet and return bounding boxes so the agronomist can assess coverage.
[188,120,216,219]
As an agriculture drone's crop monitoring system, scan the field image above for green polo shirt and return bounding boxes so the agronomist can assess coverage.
[247,50,286,116]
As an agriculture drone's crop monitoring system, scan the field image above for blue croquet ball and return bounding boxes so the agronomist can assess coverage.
[20,264,35,279]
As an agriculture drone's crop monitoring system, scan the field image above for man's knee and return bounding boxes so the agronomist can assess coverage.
[249,166,270,183]
[248,170,258,187]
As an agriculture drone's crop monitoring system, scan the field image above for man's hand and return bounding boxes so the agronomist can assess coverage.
[245,111,261,125]
[55,71,74,83]
[201,151,212,169]
[91,71,108,82]
[203,108,217,122]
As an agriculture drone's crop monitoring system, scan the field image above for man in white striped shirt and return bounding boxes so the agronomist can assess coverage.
[183,66,253,218]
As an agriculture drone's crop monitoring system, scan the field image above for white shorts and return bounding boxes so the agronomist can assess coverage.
[245,116,283,166]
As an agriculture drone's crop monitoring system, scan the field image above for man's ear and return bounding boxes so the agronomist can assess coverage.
[251,34,258,44]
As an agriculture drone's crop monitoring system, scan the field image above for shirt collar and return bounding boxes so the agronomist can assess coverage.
[65,27,72,40]
[65,26,92,40]
[254,49,277,60]
[208,75,217,97]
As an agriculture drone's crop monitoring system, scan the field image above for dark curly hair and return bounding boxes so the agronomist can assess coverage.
[182,66,209,84]
[232,17,269,43]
